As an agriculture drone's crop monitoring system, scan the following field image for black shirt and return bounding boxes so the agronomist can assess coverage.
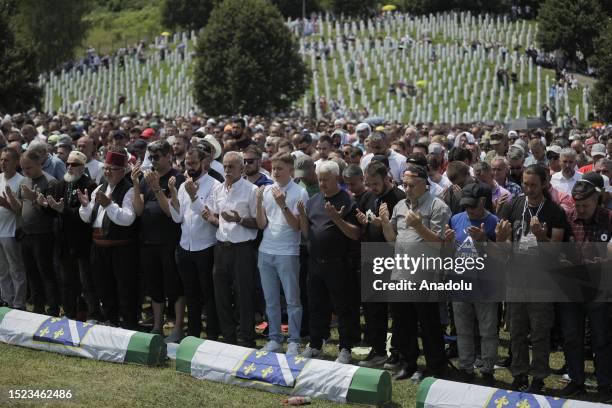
[364,186,406,242]
[498,194,568,241]
[139,168,185,245]
[305,188,359,260]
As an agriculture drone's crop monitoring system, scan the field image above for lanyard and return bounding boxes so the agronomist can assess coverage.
[520,198,544,236]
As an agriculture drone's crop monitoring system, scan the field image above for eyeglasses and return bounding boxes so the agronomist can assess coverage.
[103,166,123,172]
[244,158,258,164]
[67,163,83,167]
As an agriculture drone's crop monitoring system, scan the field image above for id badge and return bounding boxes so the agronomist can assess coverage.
[517,232,538,254]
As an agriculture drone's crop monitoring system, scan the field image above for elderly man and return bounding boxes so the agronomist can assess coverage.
[46,151,100,320]
[169,142,220,340]
[202,151,259,347]
[0,148,26,310]
[298,161,361,364]
[256,153,309,355]
[77,136,104,183]
[28,140,66,181]
[78,147,139,329]
[19,149,60,316]
[525,139,547,167]
[353,122,371,151]
[474,161,512,214]
[491,156,523,197]
[551,148,582,194]
[380,164,450,380]
[133,140,186,342]
[558,172,612,400]
[360,131,407,185]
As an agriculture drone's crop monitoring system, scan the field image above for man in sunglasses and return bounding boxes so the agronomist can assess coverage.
[45,151,100,321]
[132,140,186,343]
[243,146,273,187]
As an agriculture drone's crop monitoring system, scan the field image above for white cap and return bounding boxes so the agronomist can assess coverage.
[356,122,371,133]
[206,118,216,125]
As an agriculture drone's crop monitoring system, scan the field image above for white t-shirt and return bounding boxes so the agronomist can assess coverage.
[360,150,407,183]
[210,159,224,178]
[86,159,105,184]
[0,173,24,238]
[259,180,309,256]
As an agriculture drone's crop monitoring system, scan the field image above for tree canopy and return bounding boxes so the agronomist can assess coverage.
[0,10,42,113]
[537,0,604,65]
[591,20,612,121]
[193,0,309,116]
[161,0,218,31]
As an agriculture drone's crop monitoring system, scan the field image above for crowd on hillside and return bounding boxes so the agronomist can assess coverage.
[0,111,611,401]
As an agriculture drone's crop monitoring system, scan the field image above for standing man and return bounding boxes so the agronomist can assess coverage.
[360,131,407,185]
[255,153,309,355]
[202,151,259,347]
[46,151,100,320]
[28,140,66,181]
[78,147,139,329]
[298,161,361,364]
[356,161,405,368]
[169,143,220,340]
[497,164,567,393]
[0,148,26,310]
[77,136,104,184]
[558,173,612,400]
[380,164,450,380]
[132,140,186,342]
[551,148,582,194]
[19,149,60,316]
[243,146,273,187]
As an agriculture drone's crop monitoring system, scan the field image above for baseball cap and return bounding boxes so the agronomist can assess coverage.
[140,128,155,139]
[507,130,519,140]
[572,172,603,200]
[489,132,505,145]
[356,122,371,133]
[591,143,606,158]
[404,164,428,181]
[460,182,492,207]
[546,145,562,154]
[294,155,314,178]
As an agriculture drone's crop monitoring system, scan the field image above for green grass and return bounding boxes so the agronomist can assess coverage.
[0,326,600,408]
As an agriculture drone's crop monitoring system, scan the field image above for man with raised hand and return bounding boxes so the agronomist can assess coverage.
[255,153,308,355]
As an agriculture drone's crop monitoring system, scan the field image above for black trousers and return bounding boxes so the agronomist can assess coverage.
[213,242,256,345]
[22,232,59,315]
[60,253,100,319]
[308,257,360,351]
[176,246,219,339]
[91,243,138,329]
[391,302,447,372]
[364,302,388,355]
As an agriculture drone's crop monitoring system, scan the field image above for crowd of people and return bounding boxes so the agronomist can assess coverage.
[0,111,611,401]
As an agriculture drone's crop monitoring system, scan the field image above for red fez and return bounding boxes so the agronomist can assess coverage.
[105,151,127,166]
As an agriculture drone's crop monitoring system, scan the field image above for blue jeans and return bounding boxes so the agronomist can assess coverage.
[258,252,302,344]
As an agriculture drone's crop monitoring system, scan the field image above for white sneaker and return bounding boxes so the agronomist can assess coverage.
[300,346,322,359]
[335,348,352,364]
[262,340,283,353]
[286,342,299,356]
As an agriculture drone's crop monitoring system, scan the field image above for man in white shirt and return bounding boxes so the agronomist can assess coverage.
[551,148,582,194]
[255,153,309,355]
[0,147,26,309]
[78,147,139,329]
[360,131,407,184]
[202,151,259,347]
[77,136,104,183]
[169,143,221,339]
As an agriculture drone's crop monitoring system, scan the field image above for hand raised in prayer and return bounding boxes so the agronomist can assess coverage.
[77,189,90,207]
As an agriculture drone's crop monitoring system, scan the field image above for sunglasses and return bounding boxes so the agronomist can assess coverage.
[244,158,258,164]
[103,166,123,172]
[67,162,83,167]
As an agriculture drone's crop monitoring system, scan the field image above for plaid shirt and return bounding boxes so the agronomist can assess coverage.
[568,206,612,263]
[502,179,522,197]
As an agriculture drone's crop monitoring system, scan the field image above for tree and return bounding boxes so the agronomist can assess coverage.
[0,11,42,113]
[270,0,321,19]
[591,20,612,121]
[193,0,309,116]
[10,0,91,72]
[330,0,376,17]
[537,0,604,65]
[161,0,218,31]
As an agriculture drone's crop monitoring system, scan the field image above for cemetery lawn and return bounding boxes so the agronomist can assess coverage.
[0,329,595,407]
